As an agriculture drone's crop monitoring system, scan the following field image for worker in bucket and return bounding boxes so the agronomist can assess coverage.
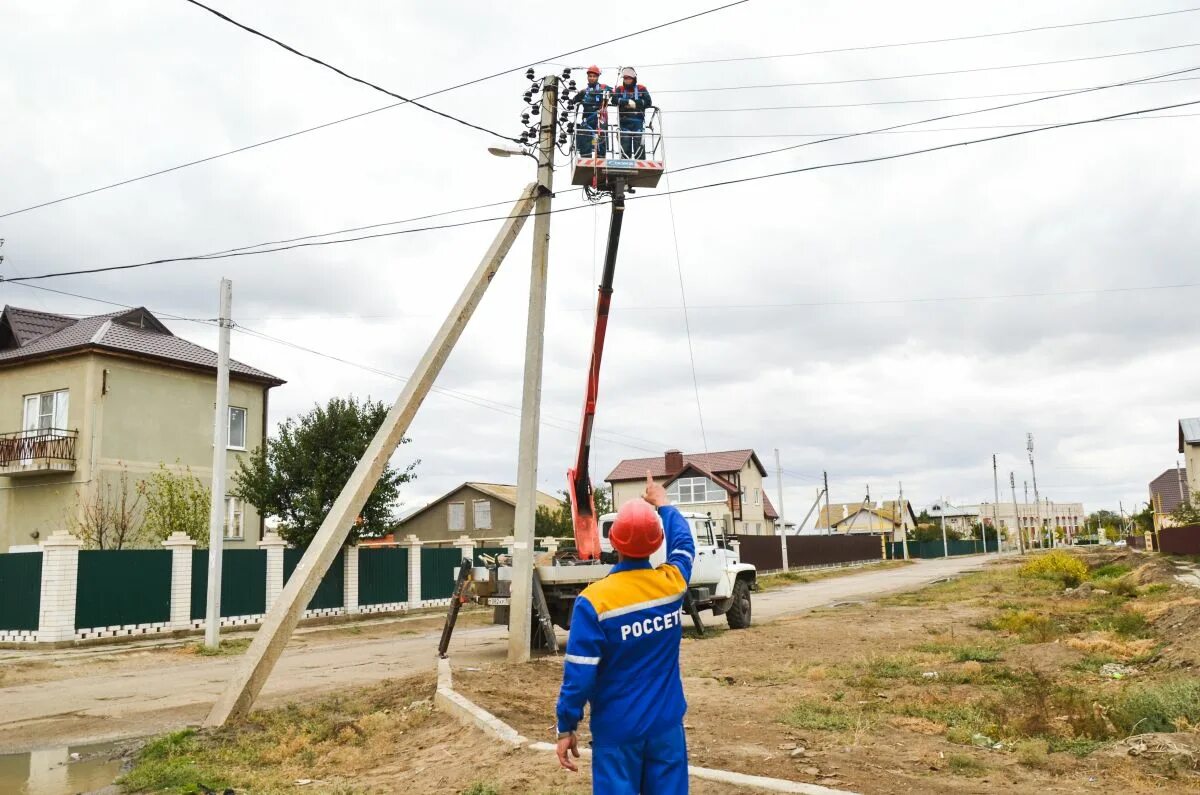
[576,64,610,157]
[612,66,652,159]
[556,471,695,793]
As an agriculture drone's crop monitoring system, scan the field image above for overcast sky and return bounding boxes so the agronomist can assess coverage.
[2,0,1198,524]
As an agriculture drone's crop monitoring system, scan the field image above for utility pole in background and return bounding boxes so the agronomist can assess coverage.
[1027,432,1044,548]
[1010,472,1025,554]
[508,73,558,663]
[204,278,232,650]
[992,454,1002,554]
[823,471,831,535]
[899,481,909,560]
[1024,480,1032,548]
[939,495,949,558]
[774,449,788,569]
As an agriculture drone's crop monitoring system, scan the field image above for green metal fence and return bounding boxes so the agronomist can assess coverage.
[190,550,268,621]
[358,547,408,606]
[890,537,998,559]
[0,552,42,631]
[420,547,464,601]
[76,550,171,629]
[283,548,345,610]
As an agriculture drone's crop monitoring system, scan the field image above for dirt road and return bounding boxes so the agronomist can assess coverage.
[0,554,997,752]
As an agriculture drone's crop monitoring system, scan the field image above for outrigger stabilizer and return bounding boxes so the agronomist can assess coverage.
[566,179,626,561]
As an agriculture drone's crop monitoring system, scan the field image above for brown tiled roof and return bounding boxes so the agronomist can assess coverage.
[0,305,283,384]
[607,449,765,481]
[762,490,779,520]
[397,482,561,527]
[0,307,75,347]
[1150,467,1189,514]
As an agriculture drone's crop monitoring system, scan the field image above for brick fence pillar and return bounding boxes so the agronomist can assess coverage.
[453,534,475,570]
[344,544,360,615]
[539,536,560,558]
[400,535,422,607]
[161,532,196,629]
[257,531,287,611]
[38,530,82,642]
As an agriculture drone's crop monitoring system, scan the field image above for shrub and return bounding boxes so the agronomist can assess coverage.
[1111,679,1200,734]
[990,610,1059,642]
[1015,738,1050,768]
[1091,563,1131,579]
[1106,610,1150,638]
[1019,551,1089,587]
[947,754,987,776]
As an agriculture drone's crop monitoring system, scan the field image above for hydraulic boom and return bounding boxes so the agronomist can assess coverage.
[567,180,626,560]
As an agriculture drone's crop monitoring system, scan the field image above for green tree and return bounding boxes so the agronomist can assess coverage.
[138,462,211,546]
[536,485,613,538]
[234,396,418,547]
[1169,491,1200,525]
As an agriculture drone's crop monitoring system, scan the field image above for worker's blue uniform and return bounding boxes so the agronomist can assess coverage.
[612,82,653,159]
[576,82,610,157]
[557,505,695,794]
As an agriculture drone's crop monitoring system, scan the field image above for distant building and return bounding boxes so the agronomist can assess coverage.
[1177,417,1199,498]
[1149,466,1189,516]
[816,501,916,541]
[390,482,561,543]
[972,500,1085,543]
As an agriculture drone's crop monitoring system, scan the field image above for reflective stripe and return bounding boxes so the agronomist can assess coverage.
[565,654,600,665]
[596,591,684,622]
[673,549,694,562]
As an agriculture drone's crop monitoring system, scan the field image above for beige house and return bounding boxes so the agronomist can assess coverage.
[1178,418,1200,499]
[971,500,1084,543]
[0,306,283,552]
[818,501,916,541]
[606,449,778,535]
[392,482,562,543]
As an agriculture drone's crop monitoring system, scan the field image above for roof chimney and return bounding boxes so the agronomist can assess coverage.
[664,449,684,474]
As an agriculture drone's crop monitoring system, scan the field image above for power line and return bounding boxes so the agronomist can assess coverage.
[655,42,1200,93]
[0,0,747,220]
[668,76,1200,113]
[578,6,1200,68]
[6,93,1196,285]
[183,0,513,142]
[665,111,1200,138]
[668,64,1200,175]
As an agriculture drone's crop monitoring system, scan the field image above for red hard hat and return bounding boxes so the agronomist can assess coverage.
[609,499,663,558]
[586,64,601,75]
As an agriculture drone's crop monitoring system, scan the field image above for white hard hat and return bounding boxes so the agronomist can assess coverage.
[620,66,637,81]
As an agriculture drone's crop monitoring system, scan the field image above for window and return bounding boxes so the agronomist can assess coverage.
[224,497,244,539]
[666,476,728,505]
[228,407,247,450]
[473,499,492,530]
[754,488,761,506]
[448,501,465,531]
[23,390,69,434]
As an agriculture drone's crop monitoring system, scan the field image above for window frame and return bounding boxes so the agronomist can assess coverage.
[23,389,69,435]
[223,496,245,540]
[227,406,248,451]
[448,501,466,532]
[666,476,729,505]
[473,499,492,530]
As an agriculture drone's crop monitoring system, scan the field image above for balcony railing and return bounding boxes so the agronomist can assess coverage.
[0,429,78,475]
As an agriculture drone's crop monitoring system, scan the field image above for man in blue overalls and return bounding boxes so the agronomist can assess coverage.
[576,64,609,157]
[556,472,695,794]
[612,66,652,159]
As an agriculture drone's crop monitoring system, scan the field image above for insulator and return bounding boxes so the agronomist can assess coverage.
[519,132,529,142]
[561,68,571,79]
[525,68,535,80]
[568,80,576,89]
[523,92,532,102]
[531,105,539,115]
[567,122,575,133]
[558,134,568,145]
[521,113,530,123]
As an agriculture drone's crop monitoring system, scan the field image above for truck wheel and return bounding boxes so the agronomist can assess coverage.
[726,578,752,629]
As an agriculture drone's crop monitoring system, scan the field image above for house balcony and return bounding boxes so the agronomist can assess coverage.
[0,429,78,477]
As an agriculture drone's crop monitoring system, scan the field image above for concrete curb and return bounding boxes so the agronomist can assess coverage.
[434,658,860,794]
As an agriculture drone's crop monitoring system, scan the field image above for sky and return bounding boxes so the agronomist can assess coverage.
[2,0,1198,526]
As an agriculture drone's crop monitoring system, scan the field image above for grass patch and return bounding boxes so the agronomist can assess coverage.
[1111,678,1200,734]
[683,624,727,641]
[987,610,1059,642]
[1103,610,1151,638]
[461,784,500,795]
[1139,583,1172,596]
[1015,738,1050,768]
[864,653,920,679]
[1044,736,1106,757]
[118,730,230,793]
[782,698,860,731]
[946,753,987,776]
[757,560,912,591]
[952,646,1002,663]
[1019,551,1088,588]
[1091,563,1131,579]
[188,637,251,656]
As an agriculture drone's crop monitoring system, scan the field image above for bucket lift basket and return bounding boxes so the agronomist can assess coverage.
[570,105,664,191]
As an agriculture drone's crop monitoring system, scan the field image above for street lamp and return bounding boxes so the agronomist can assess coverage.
[488,146,539,162]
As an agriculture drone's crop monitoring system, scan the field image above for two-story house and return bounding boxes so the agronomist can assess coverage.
[390,482,563,543]
[0,306,284,552]
[606,449,778,535]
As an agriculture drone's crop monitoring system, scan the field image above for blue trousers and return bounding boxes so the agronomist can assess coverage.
[576,126,606,157]
[592,724,688,794]
[620,117,645,159]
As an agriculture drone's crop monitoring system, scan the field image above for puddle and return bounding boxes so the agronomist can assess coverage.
[0,740,132,794]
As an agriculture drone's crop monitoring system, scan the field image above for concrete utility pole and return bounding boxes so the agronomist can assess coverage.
[939,495,949,558]
[204,278,232,650]
[774,449,788,570]
[823,471,831,535]
[1178,459,1188,506]
[992,454,1002,554]
[205,183,541,727]
[899,481,909,560]
[1024,480,1031,547]
[1027,432,1043,548]
[508,75,558,663]
[1010,472,1025,554]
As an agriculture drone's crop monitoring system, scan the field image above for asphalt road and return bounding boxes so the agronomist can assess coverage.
[0,553,1000,752]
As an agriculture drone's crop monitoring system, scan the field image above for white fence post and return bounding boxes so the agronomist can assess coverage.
[539,536,560,558]
[344,544,360,615]
[453,534,475,569]
[502,535,517,560]
[162,532,196,629]
[401,535,423,608]
[258,532,287,612]
[37,531,82,642]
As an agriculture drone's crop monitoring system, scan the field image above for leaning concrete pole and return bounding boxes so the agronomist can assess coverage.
[508,75,558,663]
[205,183,540,727]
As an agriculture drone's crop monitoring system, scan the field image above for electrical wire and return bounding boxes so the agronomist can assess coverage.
[667,75,1200,113]
[661,171,709,453]
[571,6,1200,69]
[5,93,1197,284]
[0,0,747,220]
[655,42,1200,93]
[182,0,515,142]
